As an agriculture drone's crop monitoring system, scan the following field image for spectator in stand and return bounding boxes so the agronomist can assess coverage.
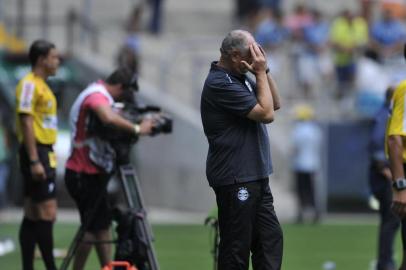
[296,8,333,98]
[330,9,368,99]
[360,0,374,23]
[257,0,283,14]
[234,0,261,29]
[255,9,288,48]
[148,0,164,34]
[117,4,143,74]
[355,49,390,118]
[285,3,314,98]
[370,9,406,61]
[254,9,289,78]
[381,0,406,20]
[285,3,313,39]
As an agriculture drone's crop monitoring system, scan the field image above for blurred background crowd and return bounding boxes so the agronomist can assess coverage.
[246,0,406,119]
[0,0,405,223]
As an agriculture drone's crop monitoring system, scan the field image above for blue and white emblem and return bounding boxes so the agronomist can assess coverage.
[237,187,249,201]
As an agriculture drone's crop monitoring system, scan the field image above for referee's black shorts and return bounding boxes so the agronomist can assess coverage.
[65,168,112,232]
[214,178,283,270]
[19,144,57,203]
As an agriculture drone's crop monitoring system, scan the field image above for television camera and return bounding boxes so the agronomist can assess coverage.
[87,102,172,165]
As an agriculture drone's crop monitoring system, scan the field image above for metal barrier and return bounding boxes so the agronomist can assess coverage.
[2,0,99,55]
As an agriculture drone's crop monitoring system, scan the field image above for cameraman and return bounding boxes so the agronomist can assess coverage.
[64,68,154,270]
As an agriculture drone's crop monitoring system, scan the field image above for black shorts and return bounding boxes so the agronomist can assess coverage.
[65,168,112,232]
[19,144,57,203]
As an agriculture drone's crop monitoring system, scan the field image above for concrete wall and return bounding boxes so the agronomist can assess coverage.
[133,80,215,212]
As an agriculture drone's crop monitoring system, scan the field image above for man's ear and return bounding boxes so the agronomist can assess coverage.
[37,55,46,66]
[111,84,123,97]
[230,50,240,64]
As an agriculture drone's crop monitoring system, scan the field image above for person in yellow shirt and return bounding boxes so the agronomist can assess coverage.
[330,9,368,99]
[16,40,60,270]
[386,53,406,269]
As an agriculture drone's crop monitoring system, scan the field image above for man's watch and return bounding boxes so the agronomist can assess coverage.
[133,124,141,135]
[393,178,406,191]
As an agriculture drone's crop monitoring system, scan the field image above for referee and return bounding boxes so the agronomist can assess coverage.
[16,40,60,270]
[200,30,283,270]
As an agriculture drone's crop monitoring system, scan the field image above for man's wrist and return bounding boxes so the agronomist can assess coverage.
[29,159,40,166]
[134,124,141,135]
[254,69,268,76]
[265,67,270,74]
[393,178,406,191]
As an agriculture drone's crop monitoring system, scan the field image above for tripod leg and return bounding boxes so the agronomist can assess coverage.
[119,165,160,270]
[93,229,112,267]
[59,226,86,270]
[213,222,219,270]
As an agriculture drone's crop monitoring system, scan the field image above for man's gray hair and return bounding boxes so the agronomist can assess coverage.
[220,30,250,57]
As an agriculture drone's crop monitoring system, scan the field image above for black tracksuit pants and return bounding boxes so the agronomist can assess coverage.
[370,164,400,270]
[214,178,283,270]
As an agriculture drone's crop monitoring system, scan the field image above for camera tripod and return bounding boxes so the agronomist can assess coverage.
[60,164,159,270]
[205,217,219,270]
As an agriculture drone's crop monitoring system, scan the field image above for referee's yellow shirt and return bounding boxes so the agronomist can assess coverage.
[386,80,406,162]
[15,72,57,145]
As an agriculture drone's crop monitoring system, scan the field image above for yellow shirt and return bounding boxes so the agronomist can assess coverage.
[15,72,57,145]
[386,80,406,162]
[329,16,368,66]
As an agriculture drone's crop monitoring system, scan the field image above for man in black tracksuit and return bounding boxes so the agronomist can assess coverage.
[369,87,399,270]
[200,29,283,270]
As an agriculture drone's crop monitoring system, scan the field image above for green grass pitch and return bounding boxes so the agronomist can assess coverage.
[0,222,402,270]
